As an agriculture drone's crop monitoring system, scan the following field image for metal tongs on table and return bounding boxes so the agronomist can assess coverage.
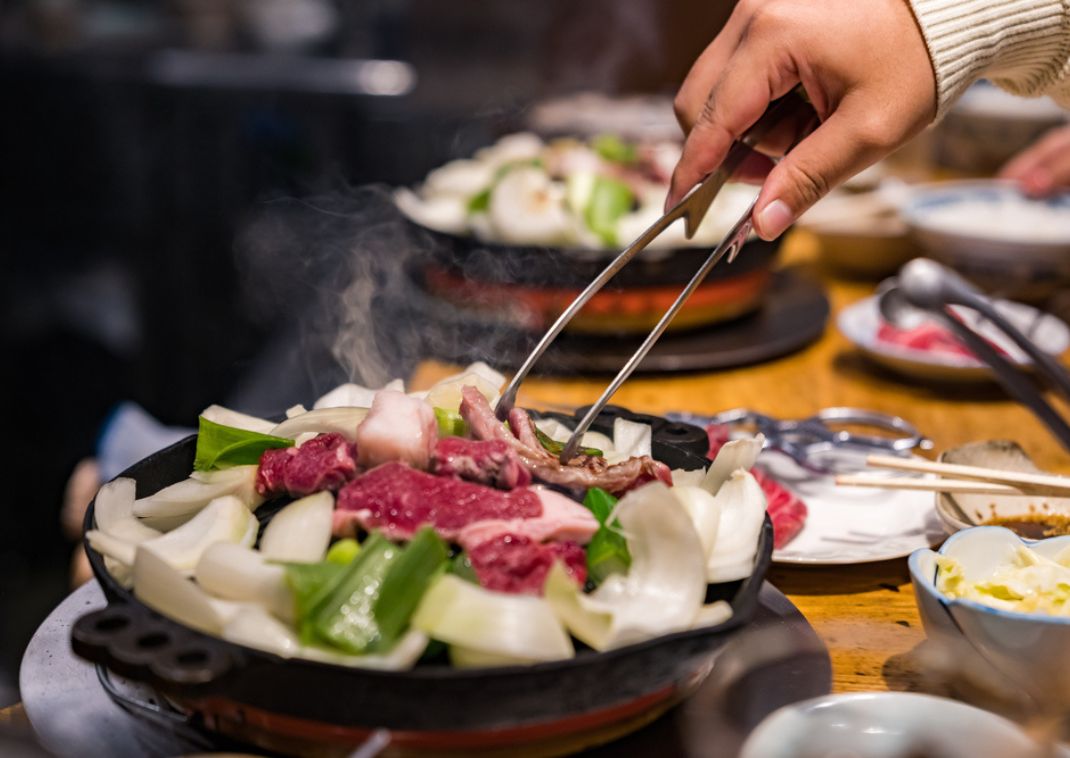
[880,258,1070,453]
[495,86,818,461]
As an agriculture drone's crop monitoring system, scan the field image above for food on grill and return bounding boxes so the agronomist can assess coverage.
[86,365,767,669]
[706,424,808,549]
[396,132,756,250]
[256,432,357,497]
[430,437,531,489]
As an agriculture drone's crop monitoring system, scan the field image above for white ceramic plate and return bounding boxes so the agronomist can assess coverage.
[740,692,1055,758]
[764,452,945,565]
[837,294,1070,382]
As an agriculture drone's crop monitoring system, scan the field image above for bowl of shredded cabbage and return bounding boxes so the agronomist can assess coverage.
[910,526,1070,704]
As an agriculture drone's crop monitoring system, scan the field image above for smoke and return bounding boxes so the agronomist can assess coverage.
[233,184,539,406]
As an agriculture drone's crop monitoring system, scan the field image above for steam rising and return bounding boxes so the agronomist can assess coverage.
[235,186,537,402]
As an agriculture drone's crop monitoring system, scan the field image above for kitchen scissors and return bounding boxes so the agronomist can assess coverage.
[668,407,933,474]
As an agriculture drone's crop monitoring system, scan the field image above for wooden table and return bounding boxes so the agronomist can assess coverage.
[412,229,1070,696]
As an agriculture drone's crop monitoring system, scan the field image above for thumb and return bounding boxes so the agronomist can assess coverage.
[752,109,887,240]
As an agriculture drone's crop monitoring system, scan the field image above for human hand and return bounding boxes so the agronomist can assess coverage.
[669,0,937,240]
[998,124,1070,196]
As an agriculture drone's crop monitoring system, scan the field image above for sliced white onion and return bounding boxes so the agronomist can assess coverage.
[488,168,572,246]
[195,542,294,622]
[259,492,334,563]
[104,556,133,588]
[412,574,573,664]
[270,407,369,442]
[141,496,258,574]
[200,405,276,435]
[701,434,765,496]
[613,418,652,459]
[693,600,733,629]
[423,159,495,199]
[544,482,707,651]
[672,486,722,561]
[706,469,766,583]
[133,545,222,635]
[314,378,404,410]
[134,465,262,528]
[94,478,136,532]
[395,187,468,235]
[671,468,707,487]
[86,530,137,566]
[285,404,307,419]
[94,478,161,543]
[424,372,500,414]
[221,606,301,658]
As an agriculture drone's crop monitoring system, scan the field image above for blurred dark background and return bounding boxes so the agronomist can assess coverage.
[0,0,733,707]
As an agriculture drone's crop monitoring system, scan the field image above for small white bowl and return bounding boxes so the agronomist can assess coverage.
[934,440,1070,536]
[837,294,1070,382]
[910,527,1070,705]
[900,181,1070,301]
[741,691,1043,758]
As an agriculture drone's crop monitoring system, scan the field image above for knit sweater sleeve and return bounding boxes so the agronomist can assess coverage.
[908,0,1070,116]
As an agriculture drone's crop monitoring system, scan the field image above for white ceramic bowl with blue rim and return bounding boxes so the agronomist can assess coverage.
[910,526,1070,704]
[740,691,1045,758]
[900,181,1070,300]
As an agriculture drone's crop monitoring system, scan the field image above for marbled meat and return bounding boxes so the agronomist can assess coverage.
[466,534,587,595]
[431,437,531,489]
[333,461,598,544]
[459,386,672,495]
[256,433,357,497]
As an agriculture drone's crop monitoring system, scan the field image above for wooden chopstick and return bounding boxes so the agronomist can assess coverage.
[861,454,1070,497]
[834,474,1024,496]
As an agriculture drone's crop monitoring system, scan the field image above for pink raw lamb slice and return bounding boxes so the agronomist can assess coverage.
[333,463,598,546]
[355,389,437,470]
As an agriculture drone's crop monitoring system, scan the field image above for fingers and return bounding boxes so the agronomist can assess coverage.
[752,102,891,239]
[999,126,1070,196]
[673,1,755,133]
[667,40,796,209]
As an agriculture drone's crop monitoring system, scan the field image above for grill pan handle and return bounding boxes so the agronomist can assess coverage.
[72,603,236,693]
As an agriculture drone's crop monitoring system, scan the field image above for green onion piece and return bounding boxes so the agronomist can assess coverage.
[325,538,361,566]
[586,528,632,584]
[371,528,449,650]
[582,488,631,584]
[193,416,293,472]
[582,487,617,523]
[282,561,346,622]
[303,531,449,655]
[592,134,638,164]
[534,427,602,458]
[467,188,491,214]
[308,534,399,653]
[584,176,635,247]
[450,551,480,584]
[434,407,470,438]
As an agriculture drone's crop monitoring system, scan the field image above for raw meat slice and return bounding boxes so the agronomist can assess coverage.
[466,534,587,595]
[752,469,807,549]
[706,424,808,549]
[456,489,600,548]
[459,386,672,495]
[334,463,596,545]
[256,433,357,497]
[355,390,437,469]
[431,437,531,489]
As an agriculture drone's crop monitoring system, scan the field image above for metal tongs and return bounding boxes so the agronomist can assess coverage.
[880,258,1070,452]
[496,87,818,462]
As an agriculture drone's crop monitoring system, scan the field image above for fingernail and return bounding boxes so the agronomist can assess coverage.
[756,199,793,240]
